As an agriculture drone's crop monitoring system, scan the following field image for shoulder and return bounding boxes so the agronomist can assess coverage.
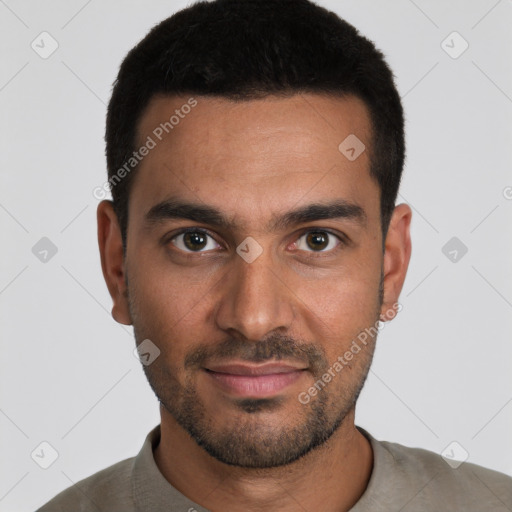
[36,457,135,512]
[375,435,512,511]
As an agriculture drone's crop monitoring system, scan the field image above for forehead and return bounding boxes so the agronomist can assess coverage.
[129,93,378,231]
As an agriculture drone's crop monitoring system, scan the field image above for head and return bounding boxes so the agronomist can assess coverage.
[98,0,411,469]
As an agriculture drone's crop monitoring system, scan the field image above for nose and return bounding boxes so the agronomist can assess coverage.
[214,247,295,342]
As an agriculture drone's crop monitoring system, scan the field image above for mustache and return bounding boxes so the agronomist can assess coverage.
[184,334,328,376]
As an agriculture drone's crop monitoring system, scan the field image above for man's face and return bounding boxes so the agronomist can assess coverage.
[109,93,398,468]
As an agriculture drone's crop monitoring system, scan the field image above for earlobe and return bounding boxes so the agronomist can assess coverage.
[380,203,412,320]
[97,200,133,326]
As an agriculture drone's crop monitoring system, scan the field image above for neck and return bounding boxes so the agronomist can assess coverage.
[154,405,373,512]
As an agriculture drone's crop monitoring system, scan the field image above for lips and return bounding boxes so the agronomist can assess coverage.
[203,361,307,397]
[205,362,306,375]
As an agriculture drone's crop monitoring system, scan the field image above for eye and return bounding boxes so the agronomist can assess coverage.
[170,229,221,253]
[295,230,342,253]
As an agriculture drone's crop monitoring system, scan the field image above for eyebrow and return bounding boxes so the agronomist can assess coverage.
[144,197,367,232]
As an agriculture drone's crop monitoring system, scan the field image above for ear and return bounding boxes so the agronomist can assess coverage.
[380,203,412,321]
[97,200,132,325]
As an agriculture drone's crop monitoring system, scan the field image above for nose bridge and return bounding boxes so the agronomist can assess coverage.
[214,250,294,341]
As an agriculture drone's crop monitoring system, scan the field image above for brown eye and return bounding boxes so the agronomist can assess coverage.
[306,232,328,251]
[183,231,207,251]
[296,231,341,253]
[171,230,220,252]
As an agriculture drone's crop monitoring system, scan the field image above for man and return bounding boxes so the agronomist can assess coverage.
[37,0,512,510]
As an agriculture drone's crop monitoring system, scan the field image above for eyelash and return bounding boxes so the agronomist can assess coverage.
[165,227,346,257]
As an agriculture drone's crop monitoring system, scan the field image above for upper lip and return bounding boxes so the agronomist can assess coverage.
[204,361,307,376]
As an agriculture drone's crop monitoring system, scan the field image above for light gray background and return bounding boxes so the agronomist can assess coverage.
[1,0,511,510]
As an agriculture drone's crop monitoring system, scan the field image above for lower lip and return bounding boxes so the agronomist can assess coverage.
[205,369,305,398]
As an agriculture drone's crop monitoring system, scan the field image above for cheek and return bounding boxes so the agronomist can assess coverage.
[301,259,380,317]
[128,256,217,358]
[130,244,199,314]
[294,267,381,359]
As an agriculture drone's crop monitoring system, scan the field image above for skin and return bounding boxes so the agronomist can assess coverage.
[97,93,412,512]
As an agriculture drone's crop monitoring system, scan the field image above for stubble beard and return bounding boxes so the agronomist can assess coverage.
[127,274,383,469]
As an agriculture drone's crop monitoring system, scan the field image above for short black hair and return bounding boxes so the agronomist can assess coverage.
[105,0,405,251]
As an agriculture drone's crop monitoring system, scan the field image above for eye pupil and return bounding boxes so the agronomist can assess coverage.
[306,232,328,251]
[184,232,207,251]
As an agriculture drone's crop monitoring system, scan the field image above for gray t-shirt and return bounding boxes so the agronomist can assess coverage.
[36,424,512,511]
